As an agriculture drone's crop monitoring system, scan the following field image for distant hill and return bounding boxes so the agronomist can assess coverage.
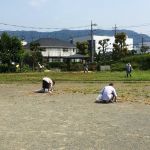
[0,29,150,45]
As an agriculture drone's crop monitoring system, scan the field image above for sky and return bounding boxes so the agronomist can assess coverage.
[1,0,150,35]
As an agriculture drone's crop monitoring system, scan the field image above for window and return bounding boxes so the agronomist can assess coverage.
[52,58,61,62]
[63,48,68,52]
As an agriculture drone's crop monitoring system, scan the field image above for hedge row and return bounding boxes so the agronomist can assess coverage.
[0,64,16,73]
[111,54,150,71]
[46,62,97,71]
[0,54,149,72]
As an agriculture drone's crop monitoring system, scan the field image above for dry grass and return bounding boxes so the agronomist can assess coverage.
[0,82,149,105]
[54,82,150,105]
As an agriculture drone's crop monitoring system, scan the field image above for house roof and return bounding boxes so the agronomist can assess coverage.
[26,38,76,48]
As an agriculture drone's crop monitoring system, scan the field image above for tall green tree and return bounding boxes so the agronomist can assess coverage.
[0,32,23,71]
[140,45,149,53]
[97,39,110,64]
[76,41,89,55]
[17,48,27,72]
[11,36,23,63]
[30,42,43,71]
[112,32,128,60]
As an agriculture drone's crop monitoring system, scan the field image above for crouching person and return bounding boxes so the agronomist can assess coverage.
[42,77,55,93]
[96,83,117,103]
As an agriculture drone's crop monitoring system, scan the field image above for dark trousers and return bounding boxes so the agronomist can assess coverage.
[102,94,116,103]
[42,80,50,91]
[126,71,131,77]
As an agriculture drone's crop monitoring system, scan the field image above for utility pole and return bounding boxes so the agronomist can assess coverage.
[141,36,144,53]
[90,21,97,63]
[142,36,144,47]
[113,24,117,36]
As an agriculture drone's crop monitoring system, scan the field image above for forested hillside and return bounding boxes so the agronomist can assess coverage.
[0,29,150,45]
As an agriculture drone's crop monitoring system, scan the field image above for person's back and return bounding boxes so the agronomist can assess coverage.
[42,77,55,93]
[96,83,117,103]
[101,85,117,101]
[43,77,52,84]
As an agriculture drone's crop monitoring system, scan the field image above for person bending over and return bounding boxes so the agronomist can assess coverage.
[42,77,55,93]
[96,83,117,103]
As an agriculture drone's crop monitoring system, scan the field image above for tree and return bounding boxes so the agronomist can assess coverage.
[0,32,23,71]
[76,41,89,55]
[0,32,11,65]
[11,36,24,65]
[112,32,128,60]
[97,39,110,64]
[140,45,149,53]
[17,48,27,72]
[29,42,43,71]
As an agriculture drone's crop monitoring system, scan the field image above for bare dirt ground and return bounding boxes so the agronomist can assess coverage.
[0,82,150,150]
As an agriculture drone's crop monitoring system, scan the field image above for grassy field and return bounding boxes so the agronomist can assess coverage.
[0,70,150,83]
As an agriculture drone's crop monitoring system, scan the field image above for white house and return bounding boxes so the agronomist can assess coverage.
[25,38,87,62]
[40,38,77,62]
[73,35,133,54]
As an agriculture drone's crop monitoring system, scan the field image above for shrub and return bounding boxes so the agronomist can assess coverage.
[69,63,83,71]
[21,65,32,72]
[121,54,150,70]
[46,62,68,71]
[0,64,8,73]
[88,62,97,71]
[0,64,16,73]
[111,63,125,71]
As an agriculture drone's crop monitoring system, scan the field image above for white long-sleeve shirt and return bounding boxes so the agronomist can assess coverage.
[100,85,117,101]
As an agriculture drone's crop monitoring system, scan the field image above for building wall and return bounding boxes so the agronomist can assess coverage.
[73,35,133,54]
[93,36,114,53]
[41,47,77,57]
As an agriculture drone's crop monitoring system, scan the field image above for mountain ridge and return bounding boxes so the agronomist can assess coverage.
[0,29,150,45]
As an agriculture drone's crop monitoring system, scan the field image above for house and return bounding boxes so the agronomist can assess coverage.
[25,38,87,62]
[73,35,133,54]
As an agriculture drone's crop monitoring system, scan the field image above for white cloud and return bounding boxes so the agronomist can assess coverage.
[28,0,48,8]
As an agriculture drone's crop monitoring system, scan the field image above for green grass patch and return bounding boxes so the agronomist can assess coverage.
[0,70,150,83]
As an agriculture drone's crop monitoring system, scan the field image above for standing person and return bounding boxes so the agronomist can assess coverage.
[38,62,44,72]
[42,77,55,93]
[96,83,117,103]
[83,62,88,73]
[126,63,133,77]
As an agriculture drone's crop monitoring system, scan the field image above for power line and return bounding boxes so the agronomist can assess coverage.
[118,23,150,29]
[1,21,150,30]
[1,21,150,42]
[0,22,90,30]
[1,21,150,32]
